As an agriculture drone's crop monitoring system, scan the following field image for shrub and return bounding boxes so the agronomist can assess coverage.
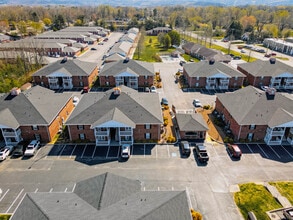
[167,136,176,143]
[191,209,203,220]
[203,105,211,110]
[224,137,234,143]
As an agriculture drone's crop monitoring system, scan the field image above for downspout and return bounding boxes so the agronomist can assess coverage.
[68,126,72,141]
[237,125,242,141]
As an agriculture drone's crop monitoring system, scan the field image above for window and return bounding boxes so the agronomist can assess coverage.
[35,134,41,140]
[235,76,238,80]
[32,125,38,130]
[145,133,151,139]
[249,124,256,130]
[144,75,148,79]
[79,134,85,140]
[79,76,83,80]
[196,77,199,80]
[79,81,83,86]
[195,83,199,87]
[77,125,84,130]
[145,124,151,129]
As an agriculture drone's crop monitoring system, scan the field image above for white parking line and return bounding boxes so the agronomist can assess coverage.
[106,146,111,158]
[246,144,254,153]
[58,145,66,158]
[167,145,170,158]
[49,188,53,193]
[0,189,9,202]
[156,145,158,159]
[257,144,269,158]
[92,146,97,159]
[281,145,293,159]
[11,193,26,215]
[64,188,67,192]
[81,144,88,159]
[34,188,38,193]
[144,144,146,158]
[158,187,160,191]
[72,183,76,192]
[6,188,24,213]
[34,147,42,158]
[70,144,77,159]
[268,145,281,159]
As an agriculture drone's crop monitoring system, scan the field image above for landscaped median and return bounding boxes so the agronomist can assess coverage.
[0,214,11,220]
[234,182,293,220]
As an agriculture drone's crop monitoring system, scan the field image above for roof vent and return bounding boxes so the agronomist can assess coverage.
[123,57,129,63]
[209,58,215,65]
[10,87,21,96]
[113,87,121,95]
[269,58,276,64]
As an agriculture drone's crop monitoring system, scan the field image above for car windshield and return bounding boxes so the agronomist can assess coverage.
[0,152,3,156]
[27,146,34,150]
[183,143,190,149]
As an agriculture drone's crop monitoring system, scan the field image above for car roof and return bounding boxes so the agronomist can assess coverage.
[197,145,206,150]
[29,140,38,144]
[230,144,241,151]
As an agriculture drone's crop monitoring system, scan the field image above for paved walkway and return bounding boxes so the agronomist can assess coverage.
[264,183,292,208]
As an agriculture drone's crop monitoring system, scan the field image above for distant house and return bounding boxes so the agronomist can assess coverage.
[0,86,74,145]
[263,38,293,55]
[66,86,163,145]
[11,172,191,220]
[182,42,231,63]
[146,27,172,36]
[105,41,133,62]
[215,86,293,145]
[99,59,154,89]
[237,58,293,90]
[33,59,98,90]
[183,60,245,89]
[175,113,208,140]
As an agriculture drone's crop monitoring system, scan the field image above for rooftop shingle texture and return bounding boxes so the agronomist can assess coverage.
[74,172,141,210]
[216,86,293,126]
[100,59,154,77]
[176,113,209,131]
[66,86,162,125]
[0,86,72,126]
[32,59,97,77]
[237,59,293,77]
[184,61,245,77]
[11,193,99,220]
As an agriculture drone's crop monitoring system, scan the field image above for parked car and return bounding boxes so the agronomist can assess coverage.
[179,60,186,66]
[11,145,24,158]
[24,140,40,157]
[121,144,131,159]
[73,96,80,107]
[233,56,242,60]
[150,86,157,93]
[0,148,10,160]
[194,144,209,163]
[192,99,202,108]
[161,98,168,105]
[227,143,242,159]
[179,141,191,157]
[261,86,269,91]
[83,86,89,93]
[91,48,97,50]
[4,145,14,155]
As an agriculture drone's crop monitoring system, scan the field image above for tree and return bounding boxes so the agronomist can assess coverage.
[167,30,180,46]
[226,20,243,40]
[240,15,256,32]
[52,14,65,31]
[157,32,165,45]
[17,21,27,37]
[191,209,203,220]
[43,18,52,27]
[163,34,171,49]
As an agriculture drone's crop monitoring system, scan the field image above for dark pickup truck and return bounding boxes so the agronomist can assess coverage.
[194,144,209,163]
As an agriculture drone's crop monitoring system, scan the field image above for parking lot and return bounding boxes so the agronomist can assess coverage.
[0,141,292,217]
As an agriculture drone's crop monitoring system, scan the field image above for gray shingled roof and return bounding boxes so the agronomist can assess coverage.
[176,113,208,131]
[237,59,293,77]
[66,85,162,126]
[32,59,97,77]
[216,86,293,126]
[0,86,72,126]
[104,53,125,62]
[11,193,99,220]
[108,41,132,56]
[11,172,191,220]
[100,59,154,77]
[74,172,141,210]
[184,61,245,78]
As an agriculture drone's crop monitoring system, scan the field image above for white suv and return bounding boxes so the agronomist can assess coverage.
[0,148,10,161]
[24,140,40,157]
[121,144,131,159]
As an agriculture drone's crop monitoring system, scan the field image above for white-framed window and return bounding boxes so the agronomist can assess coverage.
[77,125,84,130]
[235,76,238,80]
[145,124,151,129]
[249,124,256,130]
[145,133,151,139]
[196,77,199,80]
[144,75,148,79]
[79,81,83,86]
[32,125,38,130]
[261,76,264,80]
[79,133,85,140]
[79,76,83,80]
[196,83,199,87]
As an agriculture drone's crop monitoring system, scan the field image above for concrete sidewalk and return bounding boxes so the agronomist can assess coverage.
[264,182,292,208]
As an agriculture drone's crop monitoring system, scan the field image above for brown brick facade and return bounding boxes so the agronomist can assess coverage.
[179,131,206,140]
[215,98,267,141]
[20,98,74,143]
[237,66,271,87]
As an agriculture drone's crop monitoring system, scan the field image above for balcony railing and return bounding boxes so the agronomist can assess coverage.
[2,131,17,136]
[96,140,109,145]
[120,140,133,145]
[120,131,132,135]
[95,131,109,136]
[206,79,216,83]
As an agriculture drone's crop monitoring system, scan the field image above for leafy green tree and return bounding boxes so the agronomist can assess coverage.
[163,34,171,49]
[226,20,243,40]
[52,14,65,31]
[157,32,165,45]
[167,30,180,46]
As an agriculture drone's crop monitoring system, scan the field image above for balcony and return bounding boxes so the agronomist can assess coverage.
[120,140,133,145]
[2,131,17,136]
[120,130,132,136]
[206,79,216,83]
[95,131,109,136]
[266,127,285,136]
[271,78,281,83]
[219,79,229,83]
[96,140,109,146]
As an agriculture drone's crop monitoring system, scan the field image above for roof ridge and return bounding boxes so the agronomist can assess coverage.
[138,191,186,220]
[27,194,50,220]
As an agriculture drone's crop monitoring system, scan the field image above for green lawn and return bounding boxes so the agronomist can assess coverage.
[269,182,293,205]
[0,214,11,220]
[133,36,175,62]
[234,183,282,220]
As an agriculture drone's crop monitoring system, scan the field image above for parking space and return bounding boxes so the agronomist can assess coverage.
[236,143,293,162]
